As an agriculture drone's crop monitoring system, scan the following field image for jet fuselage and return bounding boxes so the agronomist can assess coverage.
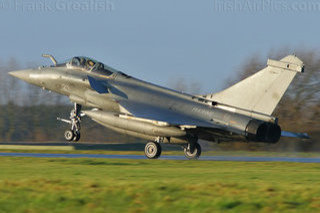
[11,65,280,144]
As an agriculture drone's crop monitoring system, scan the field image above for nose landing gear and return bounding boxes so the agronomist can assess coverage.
[58,103,83,142]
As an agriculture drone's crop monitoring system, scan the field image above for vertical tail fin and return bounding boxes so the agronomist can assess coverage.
[204,55,304,115]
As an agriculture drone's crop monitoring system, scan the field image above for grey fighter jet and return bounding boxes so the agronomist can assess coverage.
[9,54,309,159]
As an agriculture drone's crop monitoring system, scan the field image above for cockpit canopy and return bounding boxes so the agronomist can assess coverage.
[67,56,113,76]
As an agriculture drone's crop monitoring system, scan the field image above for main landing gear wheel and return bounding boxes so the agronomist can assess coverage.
[145,142,162,159]
[184,143,201,160]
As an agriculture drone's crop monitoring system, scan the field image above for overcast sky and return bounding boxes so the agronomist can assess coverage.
[0,0,319,93]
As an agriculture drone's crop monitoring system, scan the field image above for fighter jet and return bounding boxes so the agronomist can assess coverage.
[9,54,309,159]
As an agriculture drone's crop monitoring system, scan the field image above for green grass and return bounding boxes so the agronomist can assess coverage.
[1,157,320,213]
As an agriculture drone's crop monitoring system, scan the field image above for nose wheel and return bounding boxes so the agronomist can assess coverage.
[58,103,83,142]
[64,130,81,142]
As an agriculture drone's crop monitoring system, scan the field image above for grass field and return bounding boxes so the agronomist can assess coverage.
[0,157,320,213]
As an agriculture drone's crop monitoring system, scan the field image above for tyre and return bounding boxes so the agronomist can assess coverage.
[64,130,75,141]
[184,143,201,159]
[73,132,81,142]
[145,142,162,159]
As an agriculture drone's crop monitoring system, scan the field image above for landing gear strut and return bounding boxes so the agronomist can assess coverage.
[58,103,82,142]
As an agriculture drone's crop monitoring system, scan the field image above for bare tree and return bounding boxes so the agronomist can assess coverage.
[168,77,202,94]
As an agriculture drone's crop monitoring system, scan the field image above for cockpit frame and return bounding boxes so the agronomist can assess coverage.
[66,56,113,77]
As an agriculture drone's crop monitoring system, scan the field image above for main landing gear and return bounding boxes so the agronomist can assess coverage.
[58,103,82,142]
[144,142,162,159]
[183,143,201,159]
[144,137,202,160]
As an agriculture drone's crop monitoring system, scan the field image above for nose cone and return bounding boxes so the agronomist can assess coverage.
[9,69,35,83]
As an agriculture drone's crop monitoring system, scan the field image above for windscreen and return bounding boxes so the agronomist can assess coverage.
[68,56,113,76]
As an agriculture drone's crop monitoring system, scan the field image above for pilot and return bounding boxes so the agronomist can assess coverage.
[86,60,95,70]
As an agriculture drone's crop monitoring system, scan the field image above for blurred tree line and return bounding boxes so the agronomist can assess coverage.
[0,48,319,151]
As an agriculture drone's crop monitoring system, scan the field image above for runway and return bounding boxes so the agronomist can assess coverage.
[1,152,320,163]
